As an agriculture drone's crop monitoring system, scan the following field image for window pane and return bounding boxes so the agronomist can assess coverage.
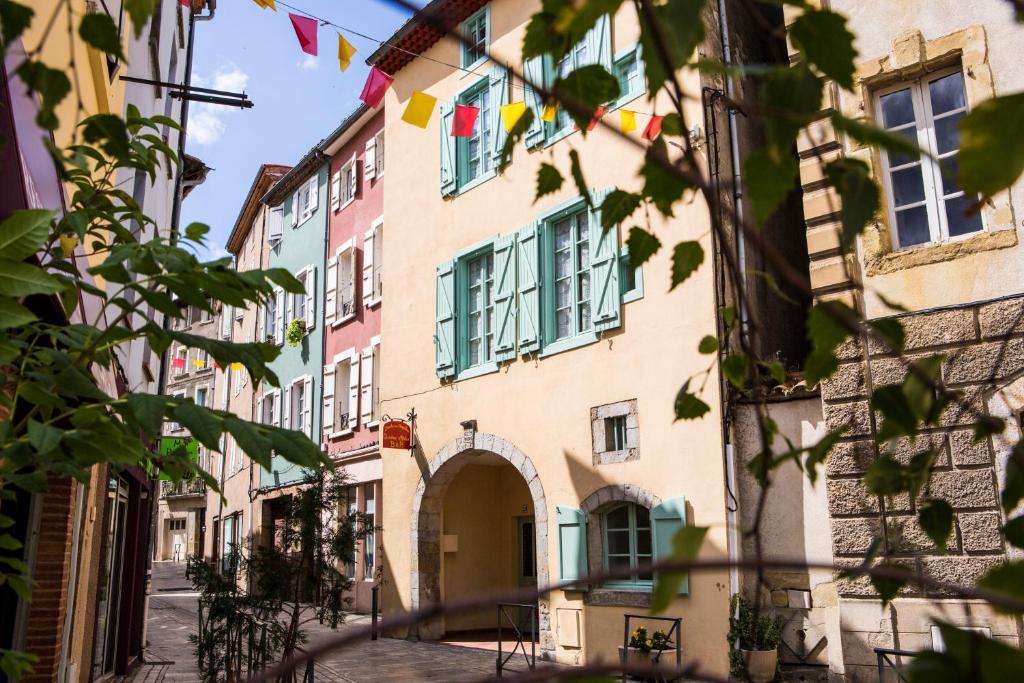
[607,529,630,555]
[895,205,932,247]
[933,111,964,156]
[607,554,631,570]
[636,528,652,556]
[606,505,630,529]
[887,126,921,168]
[944,194,984,237]
[880,88,915,128]
[555,279,571,310]
[556,308,571,339]
[555,249,572,278]
[938,155,964,196]
[635,506,650,530]
[890,166,926,207]
[928,72,966,115]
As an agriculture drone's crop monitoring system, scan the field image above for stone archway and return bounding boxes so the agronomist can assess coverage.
[410,428,551,647]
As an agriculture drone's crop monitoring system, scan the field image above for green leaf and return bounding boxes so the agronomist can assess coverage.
[764,360,786,384]
[568,149,592,208]
[15,60,71,130]
[27,419,62,454]
[789,9,857,90]
[872,385,918,441]
[0,297,36,329]
[670,241,704,290]
[830,112,923,163]
[870,563,907,605]
[268,428,325,470]
[641,141,689,216]
[958,92,1024,197]
[650,525,707,613]
[918,499,953,552]
[978,561,1024,613]
[804,428,844,485]
[864,454,909,496]
[172,401,223,451]
[535,162,563,202]
[744,148,798,224]
[81,114,132,162]
[762,64,823,149]
[0,0,34,53]
[184,222,210,242]
[824,158,879,249]
[625,227,661,268]
[870,318,905,354]
[1001,442,1024,512]
[599,190,642,230]
[0,534,22,551]
[638,0,705,97]
[78,13,124,60]
[125,0,157,39]
[552,64,620,132]
[1004,515,1024,549]
[698,335,718,354]
[0,260,64,296]
[674,385,710,420]
[0,209,54,261]
[722,353,748,389]
[908,623,1024,681]
[224,418,273,469]
[124,393,167,437]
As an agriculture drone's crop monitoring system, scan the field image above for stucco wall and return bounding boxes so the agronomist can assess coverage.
[377,0,730,673]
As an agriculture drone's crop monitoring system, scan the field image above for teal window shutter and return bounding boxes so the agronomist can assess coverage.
[439,101,457,197]
[517,221,541,354]
[493,233,517,362]
[589,188,621,333]
[523,56,546,149]
[584,14,613,71]
[650,496,689,595]
[435,260,457,379]
[556,506,588,583]
[489,65,510,167]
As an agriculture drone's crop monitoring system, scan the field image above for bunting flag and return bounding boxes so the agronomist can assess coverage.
[337,33,357,72]
[575,105,605,132]
[402,91,437,128]
[252,0,276,9]
[172,358,185,369]
[192,359,206,368]
[620,110,636,133]
[213,362,221,370]
[542,102,558,123]
[642,114,663,141]
[360,66,393,108]
[230,362,244,371]
[500,101,527,132]
[179,0,192,7]
[289,13,318,56]
[452,104,480,137]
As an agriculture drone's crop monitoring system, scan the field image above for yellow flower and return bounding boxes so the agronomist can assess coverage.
[646,639,652,646]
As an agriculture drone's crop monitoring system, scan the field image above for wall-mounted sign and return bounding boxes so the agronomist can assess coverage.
[382,420,412,449]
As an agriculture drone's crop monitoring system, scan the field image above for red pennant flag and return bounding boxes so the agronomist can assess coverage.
[289,13,318,56]
[172,357,185,369]
[574,105,606,132]
[452,105,480,137]
[360,66,393,108]
[642,115,663,141]
[179,0,191,7]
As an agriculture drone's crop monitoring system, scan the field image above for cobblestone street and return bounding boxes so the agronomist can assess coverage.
[132,562,554,682]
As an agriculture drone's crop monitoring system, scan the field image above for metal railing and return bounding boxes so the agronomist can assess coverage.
[621,614,682,682]
[875,647,917,682]
[161,478,207,497]
[496,602,536,678]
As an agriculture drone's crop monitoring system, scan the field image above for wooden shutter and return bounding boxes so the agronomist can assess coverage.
[364,137,376,181]
[439,101,457,197]
[523,57,546,149]
[339,247,355,317]
[331,171,341,211]
[290,193,298,227]
[489,65,509,167]
[273,288,284,345]
[435,260,456,379]
[362,229,375,307]
[325,256,338,324]
[309,175,319,214]
[322,363,335,433]
[360,347,373,425]
[375,131,385,176]
[585,14,612,71]
[268,207,283,242]
[256,395,264,426]
[257,303,265,344]
[302,375,313,438]
[493,233,517,362]
[282,384,291,431]
[651,496,690,595]
[272,389,281,426]
[304,265,316,329]
[556,506,588,583]
[348,355,360,429]
[517,221,541,354]
[347,154,358,201]
[589,188,621,333]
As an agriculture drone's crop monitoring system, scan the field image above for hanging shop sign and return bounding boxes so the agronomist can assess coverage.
[382,420,412,450]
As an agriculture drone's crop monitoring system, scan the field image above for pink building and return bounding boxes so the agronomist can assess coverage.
[320,105,385,612]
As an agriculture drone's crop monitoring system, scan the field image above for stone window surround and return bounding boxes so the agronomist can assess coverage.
[580,484,661,608]
[841,25,1017,276]
[590,399,640,465]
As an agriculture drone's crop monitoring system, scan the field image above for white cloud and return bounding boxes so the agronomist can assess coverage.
[187,63,249,147]
[205,245,232,262]
[297,55,319,72]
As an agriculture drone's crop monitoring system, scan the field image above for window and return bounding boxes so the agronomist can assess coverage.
[365,130,385,182]
[464,251,495,368]
[363,484,376,580]
[461,6,489,69]
[605,415,627,451]
[170,391,186,431]
[260,288,284,345]
[291,176,318,228]
[591,399,639,465]
[195,387,208,408]
[552,42,590,133]
[260,390,280,426]
[602,503,652,587]
[169,518,186,531]
[219,307,233,339]
[333,156,357,211]
[547,208,591,342]
[267,205,284,244]
[286,377,312,437]
[619,251,644,303]
[876,67,982,249]
[458,80,493,186]
[339,247,356,318]
[174,347,187,376]
[334,361,352,431]
[195,348,209,371]
[363,223,382,307]
[360,342,379,427]
[344,489,357,579]
[373,130,385,177]
[613,44,644,105]
[235,304,245,321]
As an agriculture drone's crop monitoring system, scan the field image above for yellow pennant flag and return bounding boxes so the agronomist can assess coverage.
[620,109,636,133]
[253,0,276,10]
[401,91,437,128]
[500,101,527,132]
[337,33,357,72]
[542,102,558,122]
[192,359,205,368]
[230,362,244,371]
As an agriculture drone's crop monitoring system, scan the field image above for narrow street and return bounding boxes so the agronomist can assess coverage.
[133,562,552,682]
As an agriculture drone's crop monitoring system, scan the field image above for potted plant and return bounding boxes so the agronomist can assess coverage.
[618,626,672,679]
[728,594,783,682]
[286,318,306,347]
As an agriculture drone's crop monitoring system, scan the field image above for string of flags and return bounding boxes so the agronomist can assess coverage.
[250,0,666,141]
[170,358,245,371]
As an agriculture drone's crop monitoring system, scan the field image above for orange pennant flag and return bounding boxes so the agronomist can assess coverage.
[542,103,558,123]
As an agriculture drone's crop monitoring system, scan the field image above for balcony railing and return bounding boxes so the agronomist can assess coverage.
[161,478,207,498]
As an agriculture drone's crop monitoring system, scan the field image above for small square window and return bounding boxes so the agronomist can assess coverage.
[591,399,639,465]
[461,7,489,68]
[605,415,628,452]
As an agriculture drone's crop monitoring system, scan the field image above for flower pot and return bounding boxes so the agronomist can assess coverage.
[618,646,673,681]
[741,648,778,683]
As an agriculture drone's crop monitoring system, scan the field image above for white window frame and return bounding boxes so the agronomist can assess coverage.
[361,336,381,429]
[195,385,209,408]
[325,348,357,439]
[268,205,284,244]
[363,217,383,309]
[293,176,318,228]
[874,65,982,249]
[170,391,186,431]
[365,129,384,182]
[329,238,357,327]
[174,346,188,376]
[259,388,281,426]
[340,154,358,209]
[291,266,315,333]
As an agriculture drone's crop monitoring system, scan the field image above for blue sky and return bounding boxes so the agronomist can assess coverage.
[181,0,413,259]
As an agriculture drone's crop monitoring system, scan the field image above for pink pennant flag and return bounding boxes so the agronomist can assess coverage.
[172,357,185,369]
[452,105,480,137]
[359,66,394,108]
[179,0,191,7]
[574,105,606,133]
[642,115,664,141]
[289,13,318,56]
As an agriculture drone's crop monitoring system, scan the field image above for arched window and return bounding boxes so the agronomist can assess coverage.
[601,502,652,588]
